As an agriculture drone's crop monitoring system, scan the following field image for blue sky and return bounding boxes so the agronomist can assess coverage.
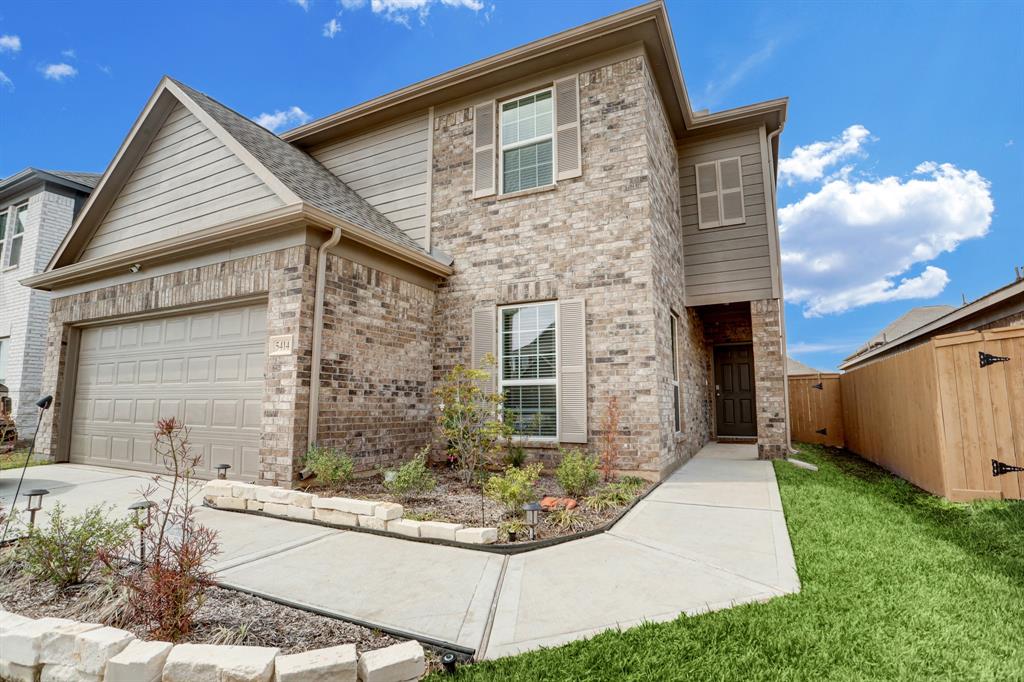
[1,0,1021,370]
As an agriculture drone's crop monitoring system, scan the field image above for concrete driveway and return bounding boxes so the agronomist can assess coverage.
[0,443,800,660]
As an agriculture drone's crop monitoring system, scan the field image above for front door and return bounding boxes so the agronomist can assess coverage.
[714,344,756,437]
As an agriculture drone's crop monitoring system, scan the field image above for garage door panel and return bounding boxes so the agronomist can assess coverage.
[70,303,266,480]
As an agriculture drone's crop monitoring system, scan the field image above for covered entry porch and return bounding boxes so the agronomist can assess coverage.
[695,299,789,459]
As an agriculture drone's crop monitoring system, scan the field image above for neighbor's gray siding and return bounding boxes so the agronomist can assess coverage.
[309,113,430,248]
[679,127,774,306]
[81,102,283,260]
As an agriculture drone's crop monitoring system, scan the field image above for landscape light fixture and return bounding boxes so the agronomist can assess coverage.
[0,395,53,545]
[128,499,157,563]
[24,489,49,528]
[522,502,541,540]
[215,463,231,480]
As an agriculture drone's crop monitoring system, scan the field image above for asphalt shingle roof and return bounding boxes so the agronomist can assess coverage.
[44,170,102,189]
[787,357,823,375]
[846,305,957,360]
[172,79,424,255]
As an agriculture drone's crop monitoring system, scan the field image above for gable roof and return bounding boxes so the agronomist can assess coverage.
[845,305,956,362]
[39,77,440,284]
[787,357,824,376]
[171,80,421,253]
[0,168,100,201]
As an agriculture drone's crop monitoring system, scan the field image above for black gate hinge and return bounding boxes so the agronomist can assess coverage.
[812,382,824,390]
[992,459,1024,477]
[979,351,1011,368]
[816,428,828,436]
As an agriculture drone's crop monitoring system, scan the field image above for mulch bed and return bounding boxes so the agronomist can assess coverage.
[304,467,652,542]
[0,553,400,655]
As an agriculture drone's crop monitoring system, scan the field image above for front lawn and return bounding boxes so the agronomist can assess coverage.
[0,450,49,471]
[439,444,1024,681]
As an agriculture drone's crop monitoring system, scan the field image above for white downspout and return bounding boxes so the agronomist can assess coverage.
[766,124,795,454]
[307,227,343,450]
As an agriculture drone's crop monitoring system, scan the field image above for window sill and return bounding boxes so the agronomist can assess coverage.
[494,184,558,202]
[2,265,19,273]
[697,219,746,231]
[511,438,562,450]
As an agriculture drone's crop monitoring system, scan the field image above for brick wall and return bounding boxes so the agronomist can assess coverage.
[430,55,684,475]
[37,247,316,485]
[0,188,78,439]
[316,253,435,472]
[751,297,789,458]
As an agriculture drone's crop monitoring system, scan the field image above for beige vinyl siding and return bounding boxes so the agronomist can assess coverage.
[310,113,431,248]
[679,127,774,305]
[81,103,283,261]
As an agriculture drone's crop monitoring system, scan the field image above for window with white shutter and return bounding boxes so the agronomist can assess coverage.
[499,302,558,438]
[554,74,581,181]
[500,89,554,194]
[695,157,745,229]
[471,305,497,391]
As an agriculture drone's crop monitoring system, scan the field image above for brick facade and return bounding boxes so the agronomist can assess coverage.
[37,247,317,485]
[750,298,789,458]
[315,253,435,472]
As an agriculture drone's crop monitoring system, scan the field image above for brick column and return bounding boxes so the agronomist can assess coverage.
[751,298,788,459]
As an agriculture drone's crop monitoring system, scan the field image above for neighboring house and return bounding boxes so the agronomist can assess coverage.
[0,169,99,440]
[24,2,790,484]
[787,356,824,376]
[841,277,1024,371]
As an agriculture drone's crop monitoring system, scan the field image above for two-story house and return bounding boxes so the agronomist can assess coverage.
[24,2,790,484]
[1,169,98,440]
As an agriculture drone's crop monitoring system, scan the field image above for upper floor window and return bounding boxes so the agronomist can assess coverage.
[500,302,557,438]
[5,204,27,268]
[0,210,6,265]
[500,89,554,194]
[695,158,745,229]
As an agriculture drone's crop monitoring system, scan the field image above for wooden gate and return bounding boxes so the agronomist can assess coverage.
[788,374,844,447]
[933,327,1024,501]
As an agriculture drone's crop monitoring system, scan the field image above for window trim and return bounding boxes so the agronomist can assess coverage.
[670,311,681,434]
[0,208,7,266]
[5,203,28,268]
[498,86,556,196]
[695,157,745,230]
[0,335,8,385]
[498,300,560,441]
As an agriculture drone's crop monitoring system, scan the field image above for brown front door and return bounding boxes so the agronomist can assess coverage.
[715,344,756,437]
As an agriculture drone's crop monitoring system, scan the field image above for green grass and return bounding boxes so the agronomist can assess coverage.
[436,444,1024,681]
[0,450,49,471]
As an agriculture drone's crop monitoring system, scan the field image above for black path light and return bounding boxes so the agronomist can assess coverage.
[128,499,157,564]
[1,395,53,544]
[522,501,541,541]
[23,489,49,528]
[215,463,231,480]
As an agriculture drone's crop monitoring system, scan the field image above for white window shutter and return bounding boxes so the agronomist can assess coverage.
[557,298,587,443]
[718,158,745,224]
[473,101,496,198]
[554,75,582,181]
[695,162,720,228]
[471,305,497,391]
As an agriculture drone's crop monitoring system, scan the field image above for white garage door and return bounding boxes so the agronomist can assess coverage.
[69,303,266,480]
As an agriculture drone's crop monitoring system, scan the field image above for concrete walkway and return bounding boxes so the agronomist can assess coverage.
[0,443,799,660]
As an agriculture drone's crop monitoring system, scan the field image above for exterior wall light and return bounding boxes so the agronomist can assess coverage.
[522,501,541,540]
[24,489,49,528]
[128,499,157,564]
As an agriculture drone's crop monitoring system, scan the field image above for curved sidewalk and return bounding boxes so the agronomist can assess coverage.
[0,442,799,660]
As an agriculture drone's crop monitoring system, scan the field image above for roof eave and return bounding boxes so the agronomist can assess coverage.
[0,168,96,202]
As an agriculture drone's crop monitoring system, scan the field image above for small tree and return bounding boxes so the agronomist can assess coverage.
[104,418,220,641]
[434,355,508,482]
[598,396,622,482]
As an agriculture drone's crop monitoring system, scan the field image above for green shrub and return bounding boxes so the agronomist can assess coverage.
[304,444,354,485]
[617,475,648,493]
[19,503,132,589]
[484,463,542,516]
[384,449,437,500]
[584,483,635,512]
[556,448,600,498]
[499,519,528,540]
[504,445,527,468]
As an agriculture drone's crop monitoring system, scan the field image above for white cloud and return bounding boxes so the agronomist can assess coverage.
[253,105,311,132]
[779,124,871,185]
[700,41,777,108]
[323,18,341,37]
[341,0,366,7]
[787,340,858,355]
[0,35,21,53]
[780,148,993,317]
[290,0,310,9]
[366,0,483,26]
[62,48,76,58]
[42,63,77,81]
[0,70,12,90]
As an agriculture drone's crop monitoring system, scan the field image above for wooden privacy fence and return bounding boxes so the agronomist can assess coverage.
[788,374,844,447]
[839,325,1024,502]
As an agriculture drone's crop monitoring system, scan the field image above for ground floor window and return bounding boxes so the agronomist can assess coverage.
[500,302,557,438]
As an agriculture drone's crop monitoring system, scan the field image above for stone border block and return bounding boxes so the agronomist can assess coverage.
[105,639,173,682]
[455,527,498,545]
[357,515,387,531]
[2,617,76,666]
[386,519,421,538]
[73,626,135,675]
[40,621,102,665]
[419,521,464,541]
[213,496,248,511]
[373,503,403,521]
[274,643,356,682]
[286,506,316,521]
[356,641,425,682]
[264,502,291,517]
[314,509,359,527]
